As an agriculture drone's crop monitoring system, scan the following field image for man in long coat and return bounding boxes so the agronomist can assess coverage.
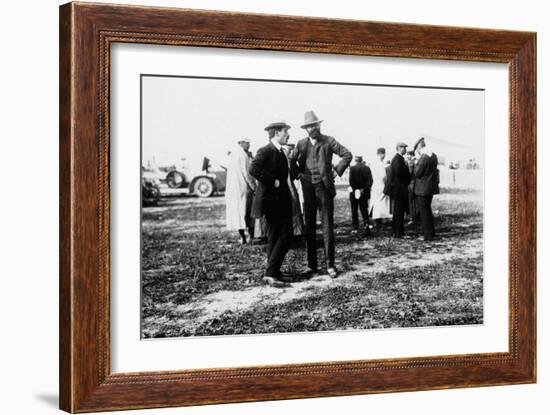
[225,139,256,244]
[349,155,373,234]
[371,147,392,222]
[384,142,411,238]
[413,137,440,241]
[290,110,352,278]
[249,121,293,286]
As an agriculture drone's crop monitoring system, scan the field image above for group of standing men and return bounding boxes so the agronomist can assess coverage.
[226,110,439,287]
[348,138,440,240]
[248,111,352,286]
[399,139,440,240]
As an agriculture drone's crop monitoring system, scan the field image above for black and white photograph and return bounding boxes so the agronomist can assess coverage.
[140,75,484,339]
[3,0,546,413]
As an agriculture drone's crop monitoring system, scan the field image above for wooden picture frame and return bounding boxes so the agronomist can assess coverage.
[59,2,536,412]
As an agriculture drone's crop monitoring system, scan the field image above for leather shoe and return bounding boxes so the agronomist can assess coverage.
[262,276,288,288]
[275,272,294,283]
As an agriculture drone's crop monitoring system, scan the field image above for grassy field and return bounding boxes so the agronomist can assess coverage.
[141,186,483,338]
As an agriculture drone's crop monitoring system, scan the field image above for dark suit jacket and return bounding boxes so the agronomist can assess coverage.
[414,153,440,196]
[384,153,411,201]
[249,142,292,219]
[290,133,352,197]
[349,162,374,199]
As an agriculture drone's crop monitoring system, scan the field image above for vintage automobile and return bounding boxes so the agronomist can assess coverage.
[154,157,227,198]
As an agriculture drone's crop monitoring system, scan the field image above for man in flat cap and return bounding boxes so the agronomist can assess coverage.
[349,155,373,234]
[290,110,352,278]
[384,142,411,237]
[250,120,294,286]
[413,137,440,241]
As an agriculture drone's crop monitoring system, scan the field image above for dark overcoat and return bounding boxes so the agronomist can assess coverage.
[414,153,440,196]
[249,142,292,219]
[384,153,411,202]
[349,162,374,200]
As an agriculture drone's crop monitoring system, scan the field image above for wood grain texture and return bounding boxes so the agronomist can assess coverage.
[59,2,537,412]
[59,3,73,412]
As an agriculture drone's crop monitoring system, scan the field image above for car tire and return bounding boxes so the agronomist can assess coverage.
[193,177,215,198]
[166,171,185,188]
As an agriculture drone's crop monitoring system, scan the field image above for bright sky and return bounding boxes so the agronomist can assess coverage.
[142,75,484,169]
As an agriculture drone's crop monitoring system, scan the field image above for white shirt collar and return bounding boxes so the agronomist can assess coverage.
[309,137,318,146]
[270,138,282,151]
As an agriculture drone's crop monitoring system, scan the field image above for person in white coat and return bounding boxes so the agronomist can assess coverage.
[225,139,257,244]
[370,147,392,223]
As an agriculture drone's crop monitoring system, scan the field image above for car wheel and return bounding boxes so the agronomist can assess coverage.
[166,171,185,188]
[193,177,214,197]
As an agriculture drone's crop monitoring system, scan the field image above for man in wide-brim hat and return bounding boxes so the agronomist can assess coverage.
[384,142,411,237]
[289,110,352,278]
[249,120,294,287]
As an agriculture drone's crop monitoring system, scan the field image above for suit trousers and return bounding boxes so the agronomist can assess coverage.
[245,189,254,232]
[392,194,408,237]
[350,194,369,230]
[408,188,417,222]
[302,180,335,269]
[265,213,292,277]
[415,194,435,239]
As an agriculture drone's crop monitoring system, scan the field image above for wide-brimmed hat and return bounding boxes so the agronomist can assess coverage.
[301,110,323,129]
[413,137,426,151]
[238,138,250,143]
[354,155,363,162]
[264,120,291,131]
